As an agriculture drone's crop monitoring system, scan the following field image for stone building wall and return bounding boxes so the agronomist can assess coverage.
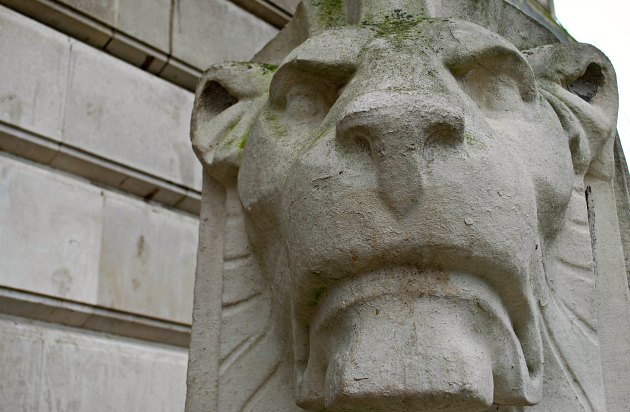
[0,1,553,411]
[0,1,281,411]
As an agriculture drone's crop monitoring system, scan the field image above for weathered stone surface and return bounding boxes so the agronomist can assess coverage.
[187,1,630,411]
[0,287,191,347]
[63,39,200,191]
[171,0,278,70]
[0,0,115,48]
[0,6,203,198]
[0,154,198,324]
[98,191,197,324]
[0,314,187,412]
[117,0,171,52]
[269,0,300,13]
[0,6,69,141]
[0,154,103,303]
[103,31,169,74]
[56,0,117,26]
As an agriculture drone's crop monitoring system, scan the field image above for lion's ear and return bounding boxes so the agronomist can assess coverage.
[525,43,619,177]
[191,62,276,184]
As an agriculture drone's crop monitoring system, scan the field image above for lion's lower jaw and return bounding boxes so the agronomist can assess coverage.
[294,270,542,411]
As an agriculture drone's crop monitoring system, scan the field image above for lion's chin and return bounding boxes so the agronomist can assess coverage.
[294,268,542,411]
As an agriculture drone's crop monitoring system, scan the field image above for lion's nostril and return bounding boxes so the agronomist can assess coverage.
[337,93,465,156]
[423,120,465,161]
[353,134,372,156]
[431,122,464,144]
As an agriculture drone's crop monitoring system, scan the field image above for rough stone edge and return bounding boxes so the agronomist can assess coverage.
[586,159,630,410]
[185,174,226,412]
[613,133,630,288]
[506,0,571,42]
[0,286,191,347]
[0,120,201,215]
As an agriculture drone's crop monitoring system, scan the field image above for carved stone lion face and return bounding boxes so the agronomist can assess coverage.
[191,7,619,412]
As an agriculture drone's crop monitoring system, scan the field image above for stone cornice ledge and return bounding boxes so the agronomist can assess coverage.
[0,0,202,91]
[0,286,191,347]
[230,0,292,28]
[0,120,201,215]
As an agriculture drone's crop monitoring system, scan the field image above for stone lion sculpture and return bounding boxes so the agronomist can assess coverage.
[185,1,630,411]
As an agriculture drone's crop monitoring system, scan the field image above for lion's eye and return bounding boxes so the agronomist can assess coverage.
[449,52,536,116]
[456,67,525,113]
[270,69,341,126]
[285,81,337,123]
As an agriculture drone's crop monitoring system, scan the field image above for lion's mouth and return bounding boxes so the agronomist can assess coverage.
[293,266,543,411]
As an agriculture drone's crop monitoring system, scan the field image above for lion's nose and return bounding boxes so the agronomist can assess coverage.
[336,91,465,216]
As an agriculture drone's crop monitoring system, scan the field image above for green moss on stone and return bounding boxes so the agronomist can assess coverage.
[228,61,278,76]
[260,63,279,75]
[266,110,278,123]
[305,122,334,150]
[264,109,289,138]
[238,134,248,150]
[229,61,254,70]
[361,9,434,48]
[465,131,475,145]
[228,130,249,151]
[312,0,345,28]
[464,131,486,148]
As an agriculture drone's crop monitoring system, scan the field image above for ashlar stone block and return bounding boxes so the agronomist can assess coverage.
[0,315,187,412]
[0,154,103,304]
[0,6,202,196]
[171,0,278,71]
[117,0,171,52]
[56,0,117,26]
[98,190,198,324]
[63,39,200,191]
[0,6,69,141]
[0,154,198,325]
[0,0,114,48]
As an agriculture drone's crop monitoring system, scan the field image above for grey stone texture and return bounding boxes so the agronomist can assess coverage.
[0,154,103,303]
[171,0,277,71]
[0,0,284,411]
[1,0,279,90]
[230,0,298,27]
[0,5,202,212]
[63,39,199,190]
[57,0,118,26]
[98,191,197,324]
[0,0,553,92]
[0,314,187,412]
[0,153,198,324]
[117,0,172,52]
[187,0,630,411]
[0,287,191,347]
[270,0,300,13]
[0,7,70,141]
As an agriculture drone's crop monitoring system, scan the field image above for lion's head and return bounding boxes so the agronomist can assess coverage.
[188,1,625,411]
